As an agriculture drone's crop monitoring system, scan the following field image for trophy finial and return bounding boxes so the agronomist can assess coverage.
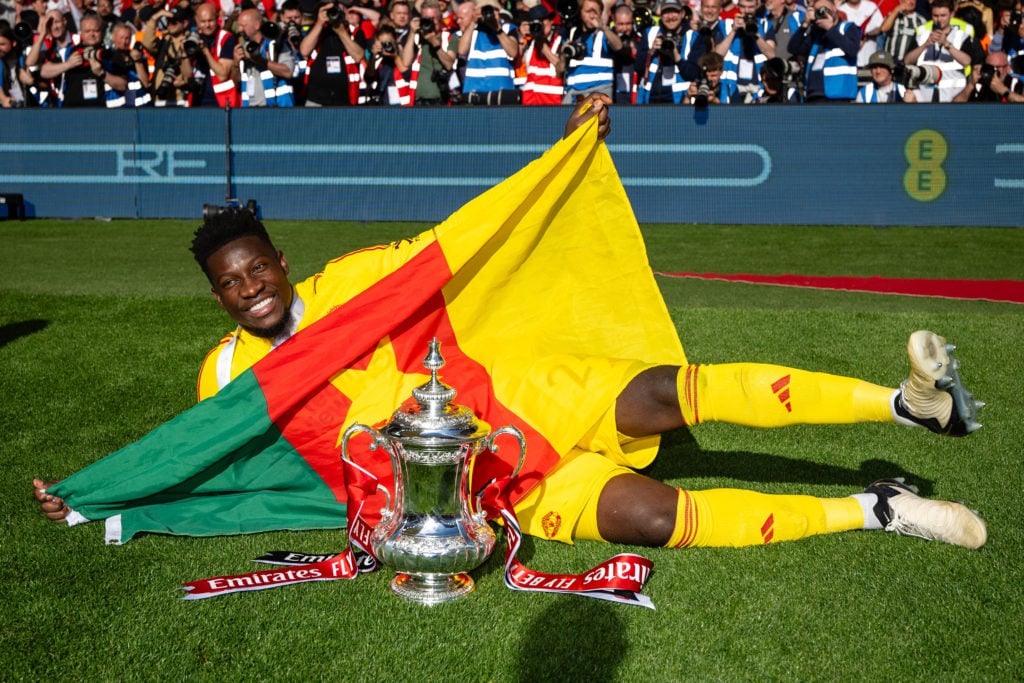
[413,338,456,412]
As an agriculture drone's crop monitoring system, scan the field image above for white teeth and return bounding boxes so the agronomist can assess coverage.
[248,297,273,314]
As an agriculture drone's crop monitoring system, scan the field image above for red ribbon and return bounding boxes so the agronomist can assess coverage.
[182,454,655,608]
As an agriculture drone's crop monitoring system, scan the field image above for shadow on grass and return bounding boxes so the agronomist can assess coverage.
[643,428,934,497]
[0,319,49,349]
[515,597,627,683]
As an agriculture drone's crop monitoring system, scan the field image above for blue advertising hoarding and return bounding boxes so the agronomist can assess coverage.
[1,106,1021,226]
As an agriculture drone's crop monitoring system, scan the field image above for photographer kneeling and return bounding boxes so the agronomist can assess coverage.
[682,51,723,105]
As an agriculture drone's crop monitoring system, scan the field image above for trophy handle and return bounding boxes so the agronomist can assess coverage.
[486,425,527,478]
[340,423,394,518]
[470,425,527,517]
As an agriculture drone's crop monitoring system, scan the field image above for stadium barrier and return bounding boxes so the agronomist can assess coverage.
[1,106,1021,226]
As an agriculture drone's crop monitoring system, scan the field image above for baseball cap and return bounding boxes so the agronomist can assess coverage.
[661,0,683,11]
[868,50,895,69]
[528,4,553,19]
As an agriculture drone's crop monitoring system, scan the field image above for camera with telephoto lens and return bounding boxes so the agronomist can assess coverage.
[244,38,262,59]
[633,6,653,30]
[261,20,282,39]
[478,4,500,32]
[814,6,831,20]
[14,21,35,43]
[659,30,679,60]
[203,199,259,221]
[285,21,302,48]
[1009,9,1022,32]
[763,56,802,81]
[183,33,202,57]
[978,63,995,86]
[893,63,939,87]
[737,13,757,35]
[156,60,179,98]
[381,39,396,54]
[323,0,344,24]
[419,17,437,37]
[529,20,544,37]
[561,40,587,60]
[693,65,711,109]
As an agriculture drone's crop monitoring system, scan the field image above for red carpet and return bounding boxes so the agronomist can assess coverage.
[654,272,1024,304]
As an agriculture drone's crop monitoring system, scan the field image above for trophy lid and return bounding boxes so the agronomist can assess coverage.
[384,339,488,442]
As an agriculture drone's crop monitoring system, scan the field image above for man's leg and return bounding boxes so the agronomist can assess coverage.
[586,473,987,549]
[615,331,980,438]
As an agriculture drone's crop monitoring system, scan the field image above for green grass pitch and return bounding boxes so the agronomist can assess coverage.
[2,219,1022,681]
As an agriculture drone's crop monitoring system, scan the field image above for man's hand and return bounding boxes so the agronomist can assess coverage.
[564,92,611,140]
[33,478,70,522]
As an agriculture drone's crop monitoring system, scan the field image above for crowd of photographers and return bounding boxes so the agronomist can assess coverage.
[1,0,1021,107]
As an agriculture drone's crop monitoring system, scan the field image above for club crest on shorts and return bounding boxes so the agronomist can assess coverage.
[542,511,562,538]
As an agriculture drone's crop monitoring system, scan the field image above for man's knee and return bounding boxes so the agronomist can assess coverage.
[595,474,678,546]
[615,365,683,437]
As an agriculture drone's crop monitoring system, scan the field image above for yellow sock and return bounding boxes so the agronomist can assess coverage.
[677,362,895,428]
[666,488,866,548]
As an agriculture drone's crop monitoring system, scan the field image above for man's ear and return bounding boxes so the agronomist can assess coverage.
[279,251,290,275]
[211,286,225,310]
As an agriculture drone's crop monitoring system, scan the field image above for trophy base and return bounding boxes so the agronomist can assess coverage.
[391,572,475,605]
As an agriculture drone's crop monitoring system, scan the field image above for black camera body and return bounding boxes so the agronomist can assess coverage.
[529,20,545,38]
[561,40,587,60]
[978,63,995,86]
[813,6,830,20]
[183,34,202,57]
[659,30,679,60]
[380,39,396,54]
[738,13,758,35]
[478,5,500,33]
[244,39,262,59]
[419,19,437,37]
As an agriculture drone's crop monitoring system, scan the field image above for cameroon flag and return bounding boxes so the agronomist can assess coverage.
[49,119,685,544]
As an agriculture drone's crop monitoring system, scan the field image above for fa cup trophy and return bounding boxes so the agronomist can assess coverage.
[340,339,525,605]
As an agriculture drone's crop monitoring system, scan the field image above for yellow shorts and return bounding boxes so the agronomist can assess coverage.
[512,396,662,544]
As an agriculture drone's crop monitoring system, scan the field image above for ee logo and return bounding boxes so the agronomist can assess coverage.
[904,130,948,202]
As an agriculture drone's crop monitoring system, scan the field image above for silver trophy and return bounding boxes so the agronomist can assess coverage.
[341,339,525,605]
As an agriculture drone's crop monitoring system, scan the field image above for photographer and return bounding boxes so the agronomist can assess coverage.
[299,0,365,105]
[520,4,563,104]
[611,3,646,103]
[109,21,150,105]
[903,0,974,102]
[399,0,456,105]
[636,0,694,103]
[789,0,860,101]
[682,50,723,104]
[681,0,723,81]
[954,50,1024,102]
[360,23,404,103]
[143,6,191,106]
[713,0,775,103]
[452,0,519,105]
[855,49,916,101]
[562,0,621,102]
[0,23,29,106]
[764,0,804,62]
[27,10,128,106]
[234,7,296,106]
[190,2,240,107]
